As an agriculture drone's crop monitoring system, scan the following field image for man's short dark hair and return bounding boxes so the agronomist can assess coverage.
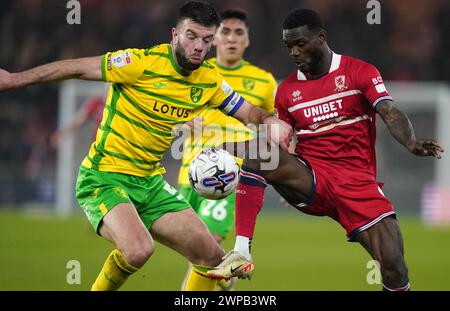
[282,8,324,30]
[177,1,220,28]
[221,9,249,28]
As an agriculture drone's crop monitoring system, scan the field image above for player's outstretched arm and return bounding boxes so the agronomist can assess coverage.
[0,56,102,92]
[233,100,293,151]
[376,99,444,159]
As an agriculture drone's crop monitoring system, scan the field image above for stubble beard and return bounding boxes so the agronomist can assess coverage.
[175,44,206,71]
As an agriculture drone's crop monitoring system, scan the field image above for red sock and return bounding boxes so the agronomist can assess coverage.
[235,165,267,238]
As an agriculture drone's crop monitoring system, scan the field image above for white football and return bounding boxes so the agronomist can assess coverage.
[189,148,240,200]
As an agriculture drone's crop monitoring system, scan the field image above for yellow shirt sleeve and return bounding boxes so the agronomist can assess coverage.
[261,73,277,113]
[101,48,146,84]
[208,74,244,116]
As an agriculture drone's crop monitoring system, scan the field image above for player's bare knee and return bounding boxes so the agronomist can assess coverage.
[241,158,272,183]
[242,157,262,171]
[188,235,224,266]
[263,170,280,183]
[193,248,224,267]
[120,239,155,267]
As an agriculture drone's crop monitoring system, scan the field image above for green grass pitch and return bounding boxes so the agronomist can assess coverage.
[1,208,449,290]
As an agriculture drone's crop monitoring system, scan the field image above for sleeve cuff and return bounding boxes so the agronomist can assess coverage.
[101,54,107,82]
[372,96,393,109]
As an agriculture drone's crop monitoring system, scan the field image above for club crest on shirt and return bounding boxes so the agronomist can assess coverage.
[190,87,203,103]
[292,89,302,102]
[334,75,348,92]
[243,78,255,91]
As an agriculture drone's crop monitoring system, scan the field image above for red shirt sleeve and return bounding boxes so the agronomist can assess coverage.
[275,87,296,128]
[354,61,393,109]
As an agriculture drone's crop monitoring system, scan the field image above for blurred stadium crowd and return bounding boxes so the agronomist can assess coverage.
[0,0,449,205]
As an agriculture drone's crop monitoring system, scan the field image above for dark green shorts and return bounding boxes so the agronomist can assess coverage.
[76,166,190,233]
[179,186,235,239]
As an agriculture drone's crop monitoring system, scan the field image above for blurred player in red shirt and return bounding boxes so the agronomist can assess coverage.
[51,86,107,148]
[208,8,444,291]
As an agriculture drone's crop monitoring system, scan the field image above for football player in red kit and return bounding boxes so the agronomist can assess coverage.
[208,8,444,291]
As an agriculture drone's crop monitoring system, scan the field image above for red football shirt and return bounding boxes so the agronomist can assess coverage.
[275,53,392,177]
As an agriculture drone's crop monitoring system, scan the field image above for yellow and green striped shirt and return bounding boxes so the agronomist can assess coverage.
[178,57,277,186]
[81,44,244,177]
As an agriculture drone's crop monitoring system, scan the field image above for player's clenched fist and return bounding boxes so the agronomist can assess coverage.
[263,116,293,152]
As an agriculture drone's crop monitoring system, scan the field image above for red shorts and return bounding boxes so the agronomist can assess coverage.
[297,158,396,241]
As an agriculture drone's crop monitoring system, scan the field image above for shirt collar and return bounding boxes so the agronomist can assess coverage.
[297,52,341,81]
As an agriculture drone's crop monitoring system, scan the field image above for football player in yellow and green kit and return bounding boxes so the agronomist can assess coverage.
[0,1,292,291]
[178,9,277,291]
